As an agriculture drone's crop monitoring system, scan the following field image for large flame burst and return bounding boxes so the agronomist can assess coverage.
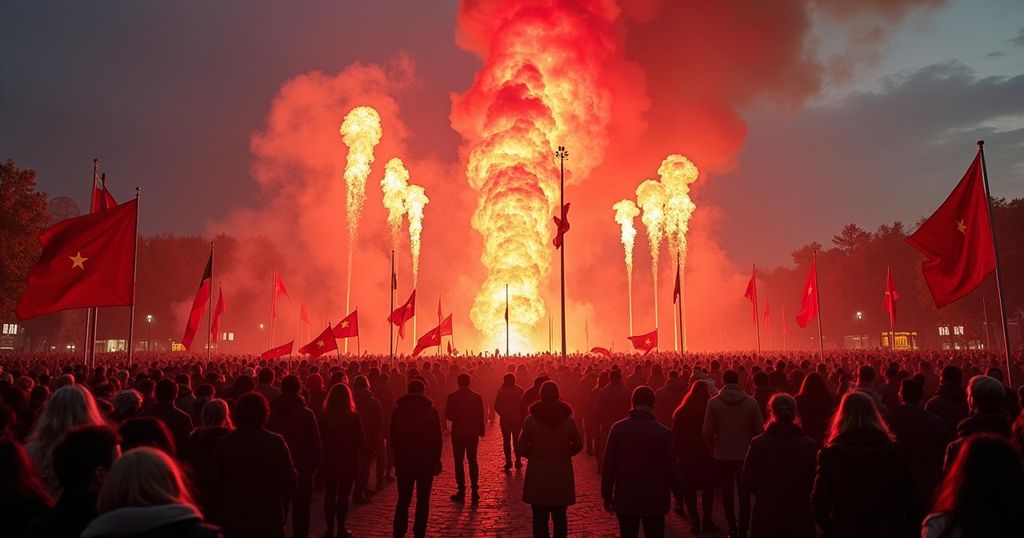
[452,0,617,349]
[658,155,699,262]
[636,179,666,326]
[612,199,639,332]
[405,184,428,285]
[380,157,410,249]
[340,106,382,311]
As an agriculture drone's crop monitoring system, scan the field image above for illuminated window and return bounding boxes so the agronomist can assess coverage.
[953,326,964,336]
[939,326,950,336]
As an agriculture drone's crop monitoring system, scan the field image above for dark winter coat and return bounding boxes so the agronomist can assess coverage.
[389,393,442,478]
[704,383,764,461]
[925,383,969,430]
[601,409,682,516]
[182,427,231,511]
[494,384,525,427]
[518,399,582,507]
[267,393,321,476]
[80,504,221,538]
[795,392,835,444]
[672,395,716,489]
[653,377,688,427]
[943,411,1013,470]
[23,489,98,538]
[145,402,194,452]
[812,428,918,538]
[318,411,363,482]
[445,387,485,441]
[207,427,297,538]
[595,382,631,429]
[887,403,953,507]
[741,422,818,538]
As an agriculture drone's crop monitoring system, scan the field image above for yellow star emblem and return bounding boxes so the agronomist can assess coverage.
[316,340,324,348]
[808,286,813,294]
[340,320,349,328]
[957,219,966,235]
[69,251,88,270]
[644,338,652,345]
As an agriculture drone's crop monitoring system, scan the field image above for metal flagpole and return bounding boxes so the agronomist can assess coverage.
[977,141,1015,387]
[270,269,277,349]
[753,264,761,355]
[506,283,510,357]
[207,242,214,362]
[126,187,141,367]
[84,159,99,366]
[983,297,992,351]
[437,296,442,356]
[675,254,684,358]
[887,266,896,352]
[556,146,568,363]
[389,250,395,366]
[813,250,824,360]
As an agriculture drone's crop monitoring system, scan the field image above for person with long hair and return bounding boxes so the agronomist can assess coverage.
[27,384,106,494]
[80,447,221,538]
[923,434,1024,537]
[671,380,718,534]
[812,391,918,537]
[794,372,835,445]
[741,393,818,538]
[0,437,52,536]
[183,399,233,513]
[319,383,363,538]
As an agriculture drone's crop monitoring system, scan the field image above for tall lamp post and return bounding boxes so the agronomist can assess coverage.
[145,315,153,351]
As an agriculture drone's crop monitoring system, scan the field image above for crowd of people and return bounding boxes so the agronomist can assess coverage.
[1,348,1023,538]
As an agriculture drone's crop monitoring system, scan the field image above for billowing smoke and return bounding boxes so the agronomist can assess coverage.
[451,0,619,350]
[380,157,410,249]
[340,106,383,312]
[612,199,639,333]
[635,179,666,326]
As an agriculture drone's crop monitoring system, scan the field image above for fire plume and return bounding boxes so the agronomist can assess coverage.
[380,157,411,249]
[612,198,640,333]
[339,106,382,311]
[452,0,618,349]
[636,179,666,325]
[658,154,700,262]
[404,184,428,285]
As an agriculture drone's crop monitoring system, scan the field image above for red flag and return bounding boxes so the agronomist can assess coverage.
[552,203,570,248]
[883,267,899,328]
[628,329,658,355]
[439,314,453,336]
[334,310,359,339]
[590,346,611,357]
[673,263,681,304]
[412,324,442,357]
[261,340,293,360]
[211,285,225,343]
[906,151,995,307]
[300,302,311,325]
[181,251,213,351]
[16,200,137,321]
[271,272,290,320]
[387,290,416,339]
[90,171,117,213]
[743,271,757,321]
[795,259,819,328]
[299,325,337,358]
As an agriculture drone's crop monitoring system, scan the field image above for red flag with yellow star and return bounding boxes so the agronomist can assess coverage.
[333,310,359,339]
[387,290,416,339]
[412,323,442,357]
[16,200,137,321]
[299,325,337,358]
[628,329,658,355]
[906,150,995,307]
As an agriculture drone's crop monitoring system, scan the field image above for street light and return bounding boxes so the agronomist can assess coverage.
[146,315,153,351]
[854,311,864,348]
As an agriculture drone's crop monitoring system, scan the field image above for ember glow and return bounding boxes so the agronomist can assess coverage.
[339,106,382,313]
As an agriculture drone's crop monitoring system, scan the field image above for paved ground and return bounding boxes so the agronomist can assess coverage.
[306,419,731,537]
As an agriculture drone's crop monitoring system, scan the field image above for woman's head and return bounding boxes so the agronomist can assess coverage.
[324,383,356,416]
[797,372,831,400]
[30,385,105,445]
[768,393,798,424]
[97,447,193,513]
[540,381,560,400]
[677,379,711,416]
[200,399,233,429]
[933,434,1024,536]
[826,391,892,445]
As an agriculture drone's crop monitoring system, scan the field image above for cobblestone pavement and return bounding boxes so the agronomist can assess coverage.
[306,418,730,537]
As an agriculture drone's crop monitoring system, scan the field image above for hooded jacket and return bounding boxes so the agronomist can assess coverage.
[389,393,442,477]
[703,383,764,461]
[81,504,220,538]
[518,399,582,507]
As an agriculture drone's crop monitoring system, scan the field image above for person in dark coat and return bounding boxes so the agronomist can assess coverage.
[794,372,834,445]
[672,380,719,534]
[266,376,321,538]
[182,399,233,514]
[24,425,121,538]
[595,369,630,472]
[445,373,485,502]
[370,370,396,482]
[944,374,1013,470]
[318,383,362,538]
[518,381,582,538]
[812,391,918,538]
[741,393,818,538]
[390,379,442,538]
[350,375,382,501]
[601,386,683,538]
[207,392,297,538]
[925,366,968,430]
[653,371,687,427]
[886,379,952,513]
[145,378,194,453]
[494,373,526,470]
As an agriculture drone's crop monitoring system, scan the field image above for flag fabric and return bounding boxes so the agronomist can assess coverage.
[387,290,416,339]
[447,341,454,355]
[300,302,311,325]
[271,272,291,320]
[906,151,996,307]
[552,203,570,248]
[16,200,137,321]
[90,172,117,213]
[628,329,658,355]
[181,251,213,350]
[439,314,453,336]
[299,325,337,358]
[334,310,359,339]
[795,259,819,328]
[743,271,758,321]
[673,263,681,304]
[883,267,899,327]
[261,340,293,360]
[211,286,225,343]
[590,346,611,357]
[412,324,443,357]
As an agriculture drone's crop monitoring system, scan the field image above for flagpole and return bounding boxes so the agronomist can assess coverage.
[977,140,1014,387]
[781,305,787,351]
[983,297,992,351]
[84,159,99,366]
[887,266,896,352]
[753,264,761,355]
[437,296,442,356]
[207,242,214,362]
[269,269,276,349]
[126,187,141,367]
[813,250,824,360]
[676,253,684,358]
[389,250,395,366]
[506,283,510,357]
[556,145,568,363]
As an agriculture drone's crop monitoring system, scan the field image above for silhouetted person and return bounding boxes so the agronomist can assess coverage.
[704,369,763,538]
[494,373,525,470]
[0,437,52,537]
[925,366,968,430]
[601,386,683,538]
[208,392,297,538]
[595,369,630,471]
[145,378,193,453]
[741,393,817,538]
[923,434,1024,537]
[794,372,834,445]
[119,416,177,456]
[24,425,121,538]
[812,391,917,538]
[351,375,382,501]
[267,375,321,538]
[944,375,1012,470]
[183,399,233,513]
[445,373,484,502]
[390,379,442,538]
[653,371,687,427]
[319,383,362,538]
[886,379,952,513]
[672,380,718,534]
[518,381,582,538]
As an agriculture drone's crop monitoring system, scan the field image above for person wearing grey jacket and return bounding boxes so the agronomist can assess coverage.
[703,369,763,538]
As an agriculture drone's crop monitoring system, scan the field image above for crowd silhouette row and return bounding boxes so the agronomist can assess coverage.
[1,349,1023,538]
